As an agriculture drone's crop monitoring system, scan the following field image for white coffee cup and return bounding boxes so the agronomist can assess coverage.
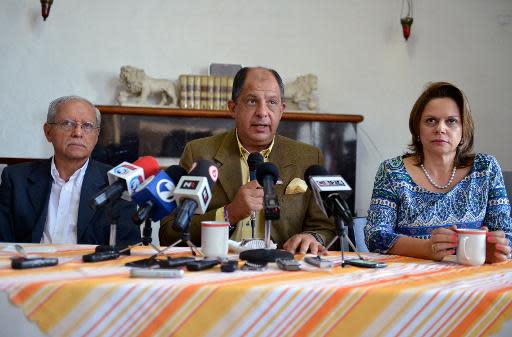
[456,228,486,266]
[201,221,229,258]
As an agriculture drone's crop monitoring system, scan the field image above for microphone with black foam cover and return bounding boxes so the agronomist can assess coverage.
[131,165,187,224]
[239,161,294,263]
[304,165,352,224]
[172,160,218,233]
[247,152,264,238]
[256,162,280,220]
[90,156,160,210]
[248,152,264,181]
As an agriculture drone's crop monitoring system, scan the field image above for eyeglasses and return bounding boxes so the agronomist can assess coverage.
[48,120,99,134]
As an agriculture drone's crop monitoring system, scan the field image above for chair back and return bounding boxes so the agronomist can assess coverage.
[352,217,369,252]
[0,164,6,183]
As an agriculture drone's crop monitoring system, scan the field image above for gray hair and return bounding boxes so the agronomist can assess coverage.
[47,95,101,126]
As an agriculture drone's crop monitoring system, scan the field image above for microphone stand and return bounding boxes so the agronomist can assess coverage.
[262,174,280,249]
[160,231,202,257]
[107,200,120,247]
[239,188,293,263]
[95,199,131,255]
[98,200,161,259]
[264,219,272,249]
[125,221,202,269]
[322,198,364,267]
[163,200,203,257]
[142,218,153,246]
[128,229,201,269]
[129,208,181,267]
[250,211,256,239]
[123,216,160,267]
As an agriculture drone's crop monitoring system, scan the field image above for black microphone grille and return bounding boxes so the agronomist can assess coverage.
[256,162,279,185]
[304,165,328,188]
[247,152,264,171]
[165,165,187,182]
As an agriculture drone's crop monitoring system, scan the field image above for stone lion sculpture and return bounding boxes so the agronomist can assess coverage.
[117,65,177,106]
[284,74,318,111]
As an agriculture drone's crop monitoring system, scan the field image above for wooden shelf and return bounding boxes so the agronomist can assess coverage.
[96,105,364,123]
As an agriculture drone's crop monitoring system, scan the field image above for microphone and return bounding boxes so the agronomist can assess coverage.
[131,165,188,223]
[172,160,219,232]
[304,166,368,261]
[239,162,294,263]
[247,152,264,238]
[256,162,280,220]
[304,165,352,224]
[248,152,264,181]
[90,156,160,210]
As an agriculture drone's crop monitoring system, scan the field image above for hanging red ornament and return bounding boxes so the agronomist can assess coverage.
[401,17,414,40]
[400,0,414,41]
[40,0,54,21]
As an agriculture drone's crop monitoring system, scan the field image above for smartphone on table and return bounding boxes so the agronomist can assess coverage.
[304,256,334,268]
[344,259,387,268]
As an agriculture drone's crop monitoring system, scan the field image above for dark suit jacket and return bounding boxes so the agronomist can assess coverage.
[0,159,141,245]
[159,129,335,247]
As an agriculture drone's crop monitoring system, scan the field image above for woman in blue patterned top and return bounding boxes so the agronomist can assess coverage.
[365,82,511,263]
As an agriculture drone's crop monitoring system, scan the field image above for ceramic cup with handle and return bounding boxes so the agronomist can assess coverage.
[201,221,229,258]
[456,228,487,266]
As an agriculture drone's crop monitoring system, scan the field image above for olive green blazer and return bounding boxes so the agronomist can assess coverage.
[159,129,335,248]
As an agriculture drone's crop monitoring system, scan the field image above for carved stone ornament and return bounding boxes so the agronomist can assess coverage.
[284,74,318,111]
[117,65,178,107]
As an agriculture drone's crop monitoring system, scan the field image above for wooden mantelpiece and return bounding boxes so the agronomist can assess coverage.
[96,105,364,124]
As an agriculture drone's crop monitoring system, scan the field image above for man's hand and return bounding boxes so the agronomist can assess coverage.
[483,227,511,263]
[225,180,263,224]
[283,233,325,255]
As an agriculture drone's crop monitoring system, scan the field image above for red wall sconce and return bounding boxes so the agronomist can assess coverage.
[40,0,54,21]
[400,0,414,40]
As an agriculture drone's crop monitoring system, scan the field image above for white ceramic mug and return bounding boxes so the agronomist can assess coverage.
[456,228,486,266]
[201,221,229,258]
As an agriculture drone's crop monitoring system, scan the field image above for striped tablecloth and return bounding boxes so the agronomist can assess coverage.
[0,244,511,337]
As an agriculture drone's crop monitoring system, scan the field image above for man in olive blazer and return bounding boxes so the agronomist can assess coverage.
[159,130,335,250]
[159,67,335,254]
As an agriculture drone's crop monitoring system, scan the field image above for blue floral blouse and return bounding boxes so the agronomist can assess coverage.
[365,153,512,253]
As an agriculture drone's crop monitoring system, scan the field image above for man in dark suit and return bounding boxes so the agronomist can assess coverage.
[160,67,335,254]
[0,96,141,245]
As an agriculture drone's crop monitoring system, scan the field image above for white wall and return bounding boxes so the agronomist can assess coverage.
[1,0,511,217]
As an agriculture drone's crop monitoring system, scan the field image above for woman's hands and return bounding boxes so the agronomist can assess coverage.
[429,225,510,263]
[428,225,458,261]
[483,226,511,263]
[390,225,510,263]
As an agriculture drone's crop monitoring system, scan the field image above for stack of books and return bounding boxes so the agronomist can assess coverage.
[178,75,234,110]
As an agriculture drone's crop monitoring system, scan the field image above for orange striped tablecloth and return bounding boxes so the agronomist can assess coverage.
[0,244,511,337]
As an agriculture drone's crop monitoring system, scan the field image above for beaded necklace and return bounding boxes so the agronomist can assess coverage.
[420,164,457,189]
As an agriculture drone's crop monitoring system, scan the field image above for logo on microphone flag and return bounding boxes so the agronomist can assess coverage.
[156,179,176,203]
[181,180,198,189]
[113,163,138,175]
[209,165,218,182]
[129,175,144,191]
[312,176,351,192]
[201,187,210,204]
[318,179,347,187]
